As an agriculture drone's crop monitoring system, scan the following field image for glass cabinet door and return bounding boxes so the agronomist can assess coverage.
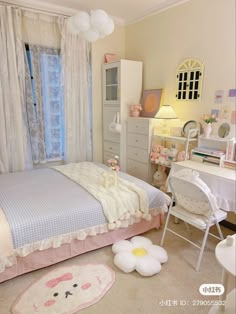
[103,63,120,104]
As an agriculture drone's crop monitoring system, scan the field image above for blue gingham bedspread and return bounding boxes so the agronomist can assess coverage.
[0,164,168,249]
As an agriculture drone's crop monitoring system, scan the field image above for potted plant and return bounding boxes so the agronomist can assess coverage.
[202,114,218,137]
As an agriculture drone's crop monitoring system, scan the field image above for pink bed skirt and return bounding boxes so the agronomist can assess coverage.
[0,214,162,283]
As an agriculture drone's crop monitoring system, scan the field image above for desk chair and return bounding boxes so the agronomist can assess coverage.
[161,173,227,271]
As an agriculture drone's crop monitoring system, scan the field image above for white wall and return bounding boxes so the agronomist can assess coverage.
[91,26,125,162]
[125,0,236,122]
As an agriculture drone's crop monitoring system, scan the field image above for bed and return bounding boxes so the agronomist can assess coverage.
[0,162,170,283]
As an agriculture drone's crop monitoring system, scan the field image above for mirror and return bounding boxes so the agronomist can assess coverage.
[218,122,230,138]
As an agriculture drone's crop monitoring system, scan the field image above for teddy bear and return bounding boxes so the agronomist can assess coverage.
[177,150,189,162]
[150,144,163,163]
[152,166,168,191]
[157,147,170,166]
[168,146,178,163]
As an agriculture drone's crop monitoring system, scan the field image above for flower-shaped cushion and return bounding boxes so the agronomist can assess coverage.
[112,236,168,276]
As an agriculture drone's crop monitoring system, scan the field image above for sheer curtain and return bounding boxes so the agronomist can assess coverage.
[0,5,32,173]
[59,17,92,163]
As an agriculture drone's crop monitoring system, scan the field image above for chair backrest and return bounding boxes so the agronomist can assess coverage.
[169,176,218,217]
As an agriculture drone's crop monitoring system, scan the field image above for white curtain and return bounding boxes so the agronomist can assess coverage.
[58,17,92,163]
[22,11,61,48]
[0,6,32,173]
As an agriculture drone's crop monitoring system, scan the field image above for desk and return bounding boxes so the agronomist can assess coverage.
[215,234,236,312]
[170,160,236,213]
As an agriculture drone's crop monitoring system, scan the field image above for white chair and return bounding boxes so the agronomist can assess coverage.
[160,171,227,271]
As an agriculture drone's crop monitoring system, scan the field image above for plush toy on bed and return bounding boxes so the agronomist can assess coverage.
[150,144,162,163]
[152,165,167,192]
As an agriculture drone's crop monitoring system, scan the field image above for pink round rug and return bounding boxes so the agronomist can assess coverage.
[12,264,115,314]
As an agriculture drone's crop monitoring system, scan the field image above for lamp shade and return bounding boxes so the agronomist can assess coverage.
[155,104,178,119]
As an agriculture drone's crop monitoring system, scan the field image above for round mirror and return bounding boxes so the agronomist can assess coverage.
[218,123,230,138]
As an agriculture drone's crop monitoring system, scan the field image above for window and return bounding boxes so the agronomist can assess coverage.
[25,44,64,162]
[176,59,204,101]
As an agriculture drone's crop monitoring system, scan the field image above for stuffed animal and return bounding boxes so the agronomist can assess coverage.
[150,144,162,163]
[152,166,167,190]
[177,150,189,161]
[168,146,178,163]
[157,147,170,166]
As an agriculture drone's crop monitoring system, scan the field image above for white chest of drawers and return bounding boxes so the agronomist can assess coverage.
[126,117,155,183]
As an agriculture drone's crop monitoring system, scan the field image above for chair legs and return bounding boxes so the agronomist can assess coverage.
[160,203,173,246]
[196,222,211,271]
[161,214,224,272]
[216,222,224,240]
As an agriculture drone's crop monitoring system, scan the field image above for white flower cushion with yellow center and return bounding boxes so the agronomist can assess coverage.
[112,236,168,276]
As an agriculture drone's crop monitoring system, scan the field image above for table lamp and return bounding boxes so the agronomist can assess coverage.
[155,104,178,134]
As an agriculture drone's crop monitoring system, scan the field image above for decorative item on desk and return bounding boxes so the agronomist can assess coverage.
[141,89,163,117]
[202,113,219,137]
[150,144,163,163]
[177,150,189,161]
[155,104,178,135]
[130,104,142,117]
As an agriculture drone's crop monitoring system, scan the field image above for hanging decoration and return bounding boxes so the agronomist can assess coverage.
[67,9,114,42]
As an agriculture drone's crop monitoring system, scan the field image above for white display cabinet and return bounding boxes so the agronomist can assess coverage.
[102,60,143,171]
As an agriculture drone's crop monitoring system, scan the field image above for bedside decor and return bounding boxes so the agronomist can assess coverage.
[155,104,178,134]
[141,89,163,117]
[112,236,168,276]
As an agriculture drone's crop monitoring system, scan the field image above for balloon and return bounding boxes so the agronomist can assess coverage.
[67,10,114,41]
[83,28,100,42]
[67,11,90,34]
[99,17,115,37]
[90,10,109,31]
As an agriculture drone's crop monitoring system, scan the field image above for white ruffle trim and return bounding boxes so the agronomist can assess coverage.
[0,207,165,273]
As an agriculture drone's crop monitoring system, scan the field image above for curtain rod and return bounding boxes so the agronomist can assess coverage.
[0,0,73,17]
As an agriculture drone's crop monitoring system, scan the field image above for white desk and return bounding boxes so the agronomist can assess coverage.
[170,160,236,213]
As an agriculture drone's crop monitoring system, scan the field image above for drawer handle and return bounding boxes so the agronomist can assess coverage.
[136,140,138,142]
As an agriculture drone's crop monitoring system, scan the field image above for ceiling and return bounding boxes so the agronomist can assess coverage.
[9,0,191,24]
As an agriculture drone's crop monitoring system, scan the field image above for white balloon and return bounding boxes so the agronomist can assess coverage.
[83,28,100,42]
[90,9,109,31]
[68,11,90,34]
[99,17,115,38]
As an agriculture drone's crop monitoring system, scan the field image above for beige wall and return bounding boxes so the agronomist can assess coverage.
[125,0,236,122]
[91,26,125,162]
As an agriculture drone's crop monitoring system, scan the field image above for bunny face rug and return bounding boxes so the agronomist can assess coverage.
[12,264,115,314]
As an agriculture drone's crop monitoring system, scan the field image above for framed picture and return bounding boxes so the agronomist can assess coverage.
[140,89,163,117]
